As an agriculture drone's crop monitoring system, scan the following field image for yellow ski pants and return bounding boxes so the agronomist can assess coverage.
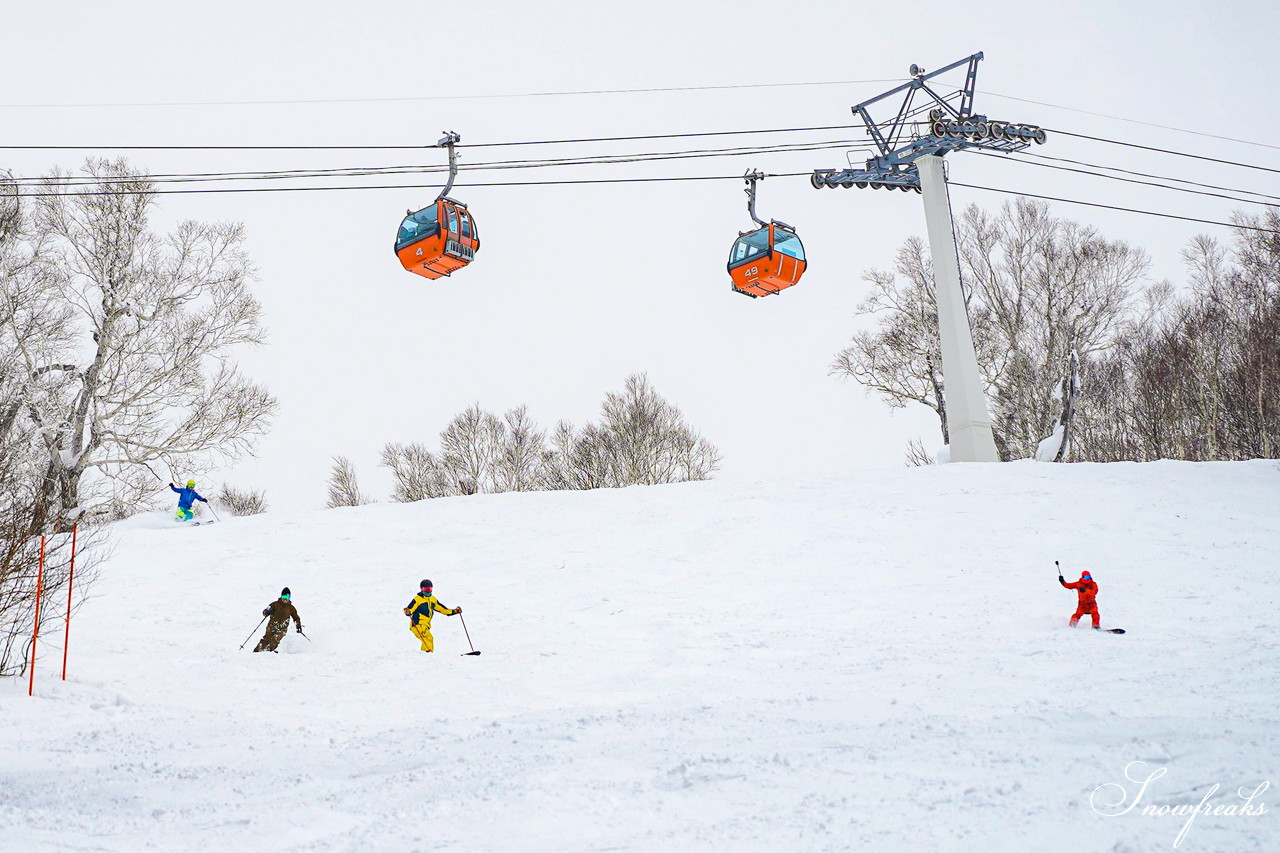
[410,621,435,652]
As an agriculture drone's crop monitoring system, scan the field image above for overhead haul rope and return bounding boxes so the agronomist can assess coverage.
[950,182,1280,234]
[14,171,815,198]
[1003,150,1280,203]
[0,123,868,152]
[0,78,903,110]
[2,139,874,188]
[5,116,1276,235]
[10,75,1274,154]
[1042,129,1280,176]
[977,151,1280,209]
[15,166,1279,236]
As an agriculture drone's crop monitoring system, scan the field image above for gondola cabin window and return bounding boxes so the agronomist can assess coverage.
[396,207,440,248]
[729,229,771,268]
[773,229,805,261]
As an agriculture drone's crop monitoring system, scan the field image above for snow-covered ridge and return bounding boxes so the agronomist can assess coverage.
[3,461,1278,852]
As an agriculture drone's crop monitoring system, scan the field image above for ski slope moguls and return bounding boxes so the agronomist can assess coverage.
[3,461,1277,852]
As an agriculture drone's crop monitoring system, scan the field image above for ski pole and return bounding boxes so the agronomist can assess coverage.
[207,502,222,523]
[239,615,267,650]
[458,613,481,656]
[298,630,312,642]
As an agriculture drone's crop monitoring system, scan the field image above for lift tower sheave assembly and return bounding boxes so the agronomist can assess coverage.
[813,53,1046,463]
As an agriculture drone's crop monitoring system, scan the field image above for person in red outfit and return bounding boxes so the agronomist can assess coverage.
[1059,569,1101,629]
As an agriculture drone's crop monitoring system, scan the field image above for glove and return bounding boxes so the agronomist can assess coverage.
[199,497,208,502]
[168,482,175,488]
[452,607,462,615]
[262,608,270,617]
[296,625,303,634]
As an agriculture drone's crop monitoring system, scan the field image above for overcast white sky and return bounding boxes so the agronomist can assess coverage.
[4,0,1278,506]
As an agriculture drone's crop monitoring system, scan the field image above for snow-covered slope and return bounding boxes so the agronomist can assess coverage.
[3,461,1278,852]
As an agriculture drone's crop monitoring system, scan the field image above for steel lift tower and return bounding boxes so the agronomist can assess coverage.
[812,53,1046,462]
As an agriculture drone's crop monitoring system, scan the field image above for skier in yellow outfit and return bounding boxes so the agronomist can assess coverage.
[403,579,460,652]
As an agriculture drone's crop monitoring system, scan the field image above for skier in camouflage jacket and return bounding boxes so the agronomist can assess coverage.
[255,587,303,653]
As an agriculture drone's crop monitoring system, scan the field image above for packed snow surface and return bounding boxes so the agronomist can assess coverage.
[3,461,1278,852]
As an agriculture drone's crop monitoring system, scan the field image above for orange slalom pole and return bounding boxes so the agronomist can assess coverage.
[28,536,46,697]
[62,523,77,680]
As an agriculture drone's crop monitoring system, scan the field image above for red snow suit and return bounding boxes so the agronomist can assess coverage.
[1061,575,1100,628]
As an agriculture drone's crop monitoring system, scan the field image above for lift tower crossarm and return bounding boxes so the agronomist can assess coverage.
[811,52,1045,192]
[853,52,985,159]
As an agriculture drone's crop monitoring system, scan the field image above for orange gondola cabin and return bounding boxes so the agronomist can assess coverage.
[395,199,479,280]
[727,221,806,298]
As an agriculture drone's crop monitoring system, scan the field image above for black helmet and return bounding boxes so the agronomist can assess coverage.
[420,579,432,590]
[280,587,291,599]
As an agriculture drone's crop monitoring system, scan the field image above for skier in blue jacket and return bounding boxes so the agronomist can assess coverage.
[170,480,208,521]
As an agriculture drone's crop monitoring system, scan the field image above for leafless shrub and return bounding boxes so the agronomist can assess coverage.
[325,457,371,508]
[544,374,721,489]
[217,485,269,516]
[904,438,936,467]
[0,524,107,677]
[381,442,451,502]
[381,376,720,500]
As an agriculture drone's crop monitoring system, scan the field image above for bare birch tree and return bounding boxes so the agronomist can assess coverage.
[492,405,546,493]
[541,420,614,491]
[830,241,951,446]
[438,404,504,495]
[2,159,276,528]
[595,374,721,485]
[1074,213,1280,461]
[383,378,720,498]
[834,198,1147,460]
[543,374,721,488]
[0,173,106,675]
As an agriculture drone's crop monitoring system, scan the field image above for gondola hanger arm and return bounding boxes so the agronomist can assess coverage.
[435,131,461,201]
[744,168,767,228]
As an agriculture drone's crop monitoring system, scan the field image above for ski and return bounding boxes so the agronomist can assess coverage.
[1098,628,1125,634]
